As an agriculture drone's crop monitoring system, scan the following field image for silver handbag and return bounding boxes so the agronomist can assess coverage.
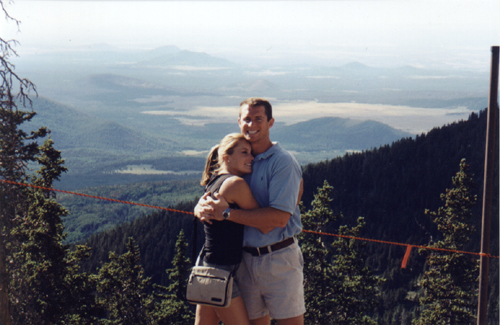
[186,266,233,308]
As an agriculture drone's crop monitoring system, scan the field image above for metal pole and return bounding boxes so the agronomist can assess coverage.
[477,45,499,325]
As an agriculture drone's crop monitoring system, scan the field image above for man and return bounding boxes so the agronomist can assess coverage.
[195,98,305,325]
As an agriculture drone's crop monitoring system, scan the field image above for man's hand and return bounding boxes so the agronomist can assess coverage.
[193,192,229,224]
[209,192,229,222]
[194,192,214,224]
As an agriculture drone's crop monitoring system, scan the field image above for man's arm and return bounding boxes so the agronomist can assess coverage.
[206,192,289,233]
[194,194,282,233]
[230,206,291,233]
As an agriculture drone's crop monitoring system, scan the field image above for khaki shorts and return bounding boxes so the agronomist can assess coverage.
[236,240,306,320]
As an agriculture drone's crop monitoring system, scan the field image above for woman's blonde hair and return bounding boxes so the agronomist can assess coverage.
[200,133,249,186]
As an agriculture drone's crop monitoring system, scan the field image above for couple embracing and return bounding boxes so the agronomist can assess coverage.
[193,98,305,325]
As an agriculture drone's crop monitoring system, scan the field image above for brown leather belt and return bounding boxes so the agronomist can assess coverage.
[242,237,295,257]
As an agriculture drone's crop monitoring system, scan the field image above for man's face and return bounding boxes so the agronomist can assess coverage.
[238,104,274,145]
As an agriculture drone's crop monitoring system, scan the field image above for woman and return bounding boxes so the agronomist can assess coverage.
[194,133,259,325]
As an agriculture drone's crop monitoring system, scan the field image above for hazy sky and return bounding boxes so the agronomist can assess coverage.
[3,0,499,69]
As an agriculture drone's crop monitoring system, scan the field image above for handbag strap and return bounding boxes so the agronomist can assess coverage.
[229,263,239,277]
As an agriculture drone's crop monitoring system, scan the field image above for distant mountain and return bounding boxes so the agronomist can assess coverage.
[17,45,488,108]
[25,97,171,153]
[138,50,236,68]
[143,45,182,59]
[229,79,280,93]
[273,117,411,151]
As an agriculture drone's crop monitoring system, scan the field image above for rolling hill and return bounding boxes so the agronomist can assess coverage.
[23,96,412,190]
[273,117,410,151]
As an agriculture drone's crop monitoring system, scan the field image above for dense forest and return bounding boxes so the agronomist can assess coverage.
[301,109,498,323]
[59,179,200,243]
[80,109,499,324]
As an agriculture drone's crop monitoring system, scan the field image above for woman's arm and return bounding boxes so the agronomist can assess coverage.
[218,177,274,234]
[219,176,259,210]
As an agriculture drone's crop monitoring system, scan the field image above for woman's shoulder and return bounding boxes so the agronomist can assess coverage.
[219,174,249,192]
[206,173,235,190]
[221,174,246,187]
[219,174,254,206]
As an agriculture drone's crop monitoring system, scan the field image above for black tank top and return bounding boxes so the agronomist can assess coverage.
[202,174,244,265]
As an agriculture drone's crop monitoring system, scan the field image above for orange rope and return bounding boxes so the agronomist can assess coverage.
[0,179,193,215]
[302,229,499,259]
[401,245,413,268]
[2,179,497,260]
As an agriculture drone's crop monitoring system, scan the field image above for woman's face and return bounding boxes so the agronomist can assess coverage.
[224,140,253,176]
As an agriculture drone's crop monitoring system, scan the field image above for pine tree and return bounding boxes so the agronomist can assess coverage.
[7,137,98,324]
[0,6,39,321]
[9,139,66,323]
[330,216,384,324]
[299,180,341,323]
[300,180,383,324]
[413,159,478,325]
[152,229,194,324]
[96,237,154,325]
[61,244,101,324]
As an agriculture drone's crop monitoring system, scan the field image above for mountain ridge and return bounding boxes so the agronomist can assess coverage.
[23,96,411,189]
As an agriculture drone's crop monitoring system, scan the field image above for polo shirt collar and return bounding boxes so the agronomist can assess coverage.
[254,142,280,161]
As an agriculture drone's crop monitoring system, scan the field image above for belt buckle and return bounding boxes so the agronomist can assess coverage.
[256,245,272,256]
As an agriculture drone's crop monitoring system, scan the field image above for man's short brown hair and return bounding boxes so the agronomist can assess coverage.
[239,98,273,121]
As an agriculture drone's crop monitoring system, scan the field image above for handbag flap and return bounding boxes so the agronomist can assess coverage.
[190,266,231,280]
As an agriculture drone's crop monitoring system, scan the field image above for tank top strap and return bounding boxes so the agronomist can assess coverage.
[205,174,235,196]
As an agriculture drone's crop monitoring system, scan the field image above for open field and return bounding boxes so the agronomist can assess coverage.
[114,164,200,175]
[142,100,475,134]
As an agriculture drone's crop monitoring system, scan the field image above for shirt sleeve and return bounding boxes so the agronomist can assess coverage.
[268,151,302,214]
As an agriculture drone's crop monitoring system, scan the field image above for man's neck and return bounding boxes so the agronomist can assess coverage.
[251,139,274,156]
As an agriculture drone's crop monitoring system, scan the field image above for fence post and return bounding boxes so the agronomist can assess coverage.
[477,45,499,325]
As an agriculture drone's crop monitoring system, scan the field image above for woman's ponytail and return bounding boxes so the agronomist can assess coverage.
[200,144,219,186]
[200,133,248,186]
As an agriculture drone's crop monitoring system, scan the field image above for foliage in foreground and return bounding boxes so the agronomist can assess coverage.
[300,180,384,324]
[413,159,479,325]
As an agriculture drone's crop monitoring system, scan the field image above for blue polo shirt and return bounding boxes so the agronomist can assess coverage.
[243,142,302,247]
